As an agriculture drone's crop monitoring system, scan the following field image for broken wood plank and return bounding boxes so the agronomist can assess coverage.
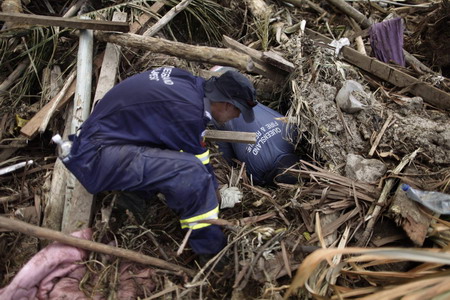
[129,1,165,34]
[0,12,129,32]
[222,35,287,82]
[20,54,104,139]
[42,105,73,233]
[92,11,126,109]
[95,31,254,73]
[204,130,256,144]
[388,185,432,246]
[143,0,193,36]
[39,70,76,134]
[0,216,195,276]
[305,28,450,110]
[262,51,295,72]
[20,80,76,138]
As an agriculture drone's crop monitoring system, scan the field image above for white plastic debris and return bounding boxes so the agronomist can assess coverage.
[329,38,350,56]
[0,160,34,176]
[336,80,369,113]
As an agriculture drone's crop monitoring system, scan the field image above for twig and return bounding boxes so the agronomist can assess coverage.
[0,216,195,276]
[0,193,21,204]
[368,113,394,157]
[177,228,192,256]
[143,0,194,37]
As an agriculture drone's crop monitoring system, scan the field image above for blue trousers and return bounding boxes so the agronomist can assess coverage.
[64,137,226,255]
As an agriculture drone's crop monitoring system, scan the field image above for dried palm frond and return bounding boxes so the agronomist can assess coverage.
[285,247,450,299]
[87,0,232,44]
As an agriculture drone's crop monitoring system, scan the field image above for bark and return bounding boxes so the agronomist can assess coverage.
[95,31,254,73]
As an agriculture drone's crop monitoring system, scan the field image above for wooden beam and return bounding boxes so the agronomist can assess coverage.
[305,28,450,110]
[204,130,256,144]
[0,12,129,32]
[92,12,127,109]
[95,31,254,73]
[222,35,288,82]
[62,16,95,234]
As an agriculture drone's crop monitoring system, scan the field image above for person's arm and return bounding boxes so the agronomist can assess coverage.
[160,104,219,189]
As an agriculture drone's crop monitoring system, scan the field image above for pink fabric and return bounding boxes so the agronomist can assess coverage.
[0,228,156,299]
[0,228,92,300]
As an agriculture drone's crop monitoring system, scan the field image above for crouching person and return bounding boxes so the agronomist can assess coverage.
[59,67,257,263]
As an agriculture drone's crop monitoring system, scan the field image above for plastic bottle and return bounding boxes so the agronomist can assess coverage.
[52,134,72,161]
[402,184,450,215]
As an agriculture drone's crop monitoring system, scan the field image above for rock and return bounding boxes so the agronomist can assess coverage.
[345,153,387,183]
[335,80,369,113]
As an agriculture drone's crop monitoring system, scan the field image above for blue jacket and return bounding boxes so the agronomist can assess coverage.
[215,104,297,185]
[71,67,217,189]
[64,67,226,254]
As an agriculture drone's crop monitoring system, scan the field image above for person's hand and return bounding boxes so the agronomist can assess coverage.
[219,186,243,209]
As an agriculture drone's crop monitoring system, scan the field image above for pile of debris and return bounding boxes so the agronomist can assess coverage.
[0,0,449,299]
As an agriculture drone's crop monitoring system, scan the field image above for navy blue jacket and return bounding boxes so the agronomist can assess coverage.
[215,104,297,185]
[72,67,217,188]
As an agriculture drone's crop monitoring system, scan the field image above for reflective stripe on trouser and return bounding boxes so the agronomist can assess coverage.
[195,149,210,165]
[63,142,226,254]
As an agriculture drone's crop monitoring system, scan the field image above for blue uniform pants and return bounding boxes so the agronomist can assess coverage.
[64,138,226,255]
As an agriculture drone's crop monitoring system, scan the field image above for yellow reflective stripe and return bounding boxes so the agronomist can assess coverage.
[195,149,210,165]
[180,206,219,230]
[181,222,212,230]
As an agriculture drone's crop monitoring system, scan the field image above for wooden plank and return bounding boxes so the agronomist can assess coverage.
[304,28,450,110]
[204,130,256,144]
[222,35,287,82]
[389,185,432,246]
[62,18,95,234]
[0,12,129,32]
[92,11,126,109]
[20,54,103,139]
[129,1,165,34]
[41,104,73,233]
[262,51,295,72]
[21,80,76,138]
[63,13,127,234]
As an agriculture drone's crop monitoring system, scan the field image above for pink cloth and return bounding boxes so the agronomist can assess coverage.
[0,228,92,300]
[0,228,156,299]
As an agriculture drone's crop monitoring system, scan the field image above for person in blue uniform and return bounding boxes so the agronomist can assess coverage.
[61,67,257,259]
[215,103,299,186]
